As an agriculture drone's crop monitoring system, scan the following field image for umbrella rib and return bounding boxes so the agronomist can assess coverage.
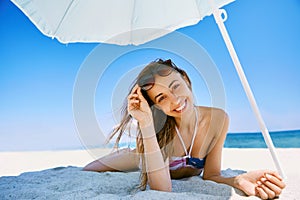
[193,0,202,20]
[129,0,137,44]
[53,0,76,37]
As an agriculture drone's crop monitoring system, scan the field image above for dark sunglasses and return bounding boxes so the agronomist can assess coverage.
[138,64,177,91]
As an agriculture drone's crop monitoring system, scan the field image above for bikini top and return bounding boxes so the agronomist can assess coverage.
[169,108,206,171]
[169,156,206,170]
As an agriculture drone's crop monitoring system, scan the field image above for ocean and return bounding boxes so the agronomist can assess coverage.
[224,129,300,148]
[115,129,300,149]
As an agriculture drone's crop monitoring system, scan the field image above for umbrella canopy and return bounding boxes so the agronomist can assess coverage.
[10,0,285,177]
[11,0,233,45]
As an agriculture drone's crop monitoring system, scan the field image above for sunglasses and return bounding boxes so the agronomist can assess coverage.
[138,63,177,91]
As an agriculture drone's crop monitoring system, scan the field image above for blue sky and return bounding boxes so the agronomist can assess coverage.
[1,0,300,151]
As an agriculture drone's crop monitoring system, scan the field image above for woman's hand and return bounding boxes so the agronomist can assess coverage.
[127,84,153,127]
[235,170,285,199]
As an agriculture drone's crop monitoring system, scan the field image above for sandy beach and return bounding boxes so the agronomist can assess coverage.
[0,148,299,199]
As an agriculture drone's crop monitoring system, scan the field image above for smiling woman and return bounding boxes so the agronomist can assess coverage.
[83,59,285,199]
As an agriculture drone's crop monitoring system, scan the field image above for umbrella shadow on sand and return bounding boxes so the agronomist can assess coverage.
[0,166,248,200]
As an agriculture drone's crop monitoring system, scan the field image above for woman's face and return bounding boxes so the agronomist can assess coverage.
[146,71,194,118]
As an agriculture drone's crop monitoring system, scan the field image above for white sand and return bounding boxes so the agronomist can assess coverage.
[0,148,299,199]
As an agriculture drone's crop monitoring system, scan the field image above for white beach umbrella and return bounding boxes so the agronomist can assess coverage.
[11,0,233,45]
[10,0,284,177]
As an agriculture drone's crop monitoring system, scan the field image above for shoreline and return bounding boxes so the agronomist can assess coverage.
[1,148,299,177]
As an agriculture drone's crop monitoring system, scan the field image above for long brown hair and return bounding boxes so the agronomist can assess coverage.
[108,58,192,190]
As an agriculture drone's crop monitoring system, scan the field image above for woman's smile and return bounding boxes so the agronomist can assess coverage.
[173,99,187,113]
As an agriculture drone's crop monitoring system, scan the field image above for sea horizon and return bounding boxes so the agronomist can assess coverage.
[228,128,300,134]
[224,129,300,148]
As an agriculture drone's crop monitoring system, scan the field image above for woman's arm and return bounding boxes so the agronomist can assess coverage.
[83,148,140,172]
[139,123,172,192]
[129,85,172,192]
[202,109,233,184]
[202,109,285,199]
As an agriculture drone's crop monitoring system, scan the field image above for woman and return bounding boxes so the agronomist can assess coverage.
[83,59,285,199]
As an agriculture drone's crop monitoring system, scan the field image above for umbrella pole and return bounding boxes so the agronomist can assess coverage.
[211,8,285,178]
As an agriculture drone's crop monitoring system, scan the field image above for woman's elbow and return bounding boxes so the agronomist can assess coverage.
[150,185,172,192]
[149,180,172,192]
[82,160,113,172]
[202,172,221,181]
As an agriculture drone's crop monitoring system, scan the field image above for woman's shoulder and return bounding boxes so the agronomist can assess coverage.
[196,106,229,127]
[196,106,229,138]
[196,106,228,118]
